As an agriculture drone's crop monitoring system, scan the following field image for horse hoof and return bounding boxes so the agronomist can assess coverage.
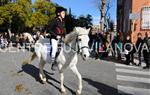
[42,80,47,84]
[39,74,47,83]
[61,89,67,95]
[40,77,47,84]
[76,91,81,95]
[61,91,67,95]
[43,78,47,82]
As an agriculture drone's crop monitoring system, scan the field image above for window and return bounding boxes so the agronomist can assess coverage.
[141,7,150,30]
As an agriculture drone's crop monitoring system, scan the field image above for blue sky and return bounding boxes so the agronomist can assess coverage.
[32,0,117,25]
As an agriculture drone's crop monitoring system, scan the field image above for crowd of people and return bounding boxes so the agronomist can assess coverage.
[0,31,45,50]
[124,32,150,69]
[89,28,150,69]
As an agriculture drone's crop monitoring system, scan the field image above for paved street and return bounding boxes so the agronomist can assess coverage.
[0,48,149,95]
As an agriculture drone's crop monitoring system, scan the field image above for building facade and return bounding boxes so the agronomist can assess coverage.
[117,0,150,43]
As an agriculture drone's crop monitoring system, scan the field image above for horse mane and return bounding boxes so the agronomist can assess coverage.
[64,27,90,44]
[64,31,77,44]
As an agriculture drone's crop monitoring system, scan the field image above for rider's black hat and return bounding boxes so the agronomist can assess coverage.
[55,6,67,14]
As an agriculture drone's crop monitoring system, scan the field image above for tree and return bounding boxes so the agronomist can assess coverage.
[108,20,114,31]
[76,14,93,28]
[30,0,56,31]
[12,0,32,32]
[100,0,106,31]
[86,14,93,27]
[0,0,32,32]
[0,0,11,6]
[65,8,76,34]
[0,3,15,31]
[94,0,111,31]
[0,0,56,32]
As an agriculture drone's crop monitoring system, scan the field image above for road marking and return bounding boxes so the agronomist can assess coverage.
[117,75,150,84]
[118,85,150,95]
[115,64,140,69]
[116,68,150,76]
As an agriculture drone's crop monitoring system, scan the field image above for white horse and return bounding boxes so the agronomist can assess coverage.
[23,32,35,43]
[23,27,90,95]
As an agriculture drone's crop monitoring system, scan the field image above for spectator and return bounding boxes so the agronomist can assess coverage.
[0,34,5,49]
[111,32,122,58]
[135,33,143,66]
[88,29,98,58]
[16,34,20,48]
[124,35,134,65]
[116,32,122,59]
[3,32,9,47]
[143,32,150,69]
[10,33,16,47]
[19,33,24,47]
[89,28,96,51]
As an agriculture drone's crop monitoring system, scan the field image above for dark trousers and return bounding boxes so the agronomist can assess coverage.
[125,52,134,65]
[143,52,150,67]
[138,52,142,65]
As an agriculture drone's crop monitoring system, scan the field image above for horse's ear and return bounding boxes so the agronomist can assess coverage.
[74,27,79,34]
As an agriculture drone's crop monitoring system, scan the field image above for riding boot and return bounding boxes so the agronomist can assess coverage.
[51,58,57,71]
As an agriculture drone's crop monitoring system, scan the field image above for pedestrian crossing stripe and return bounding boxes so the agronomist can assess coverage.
[115,64,140,69]
[116,63,150,95]
[116,68,150,76]
[117,75,150,84]
[118,85,150,95]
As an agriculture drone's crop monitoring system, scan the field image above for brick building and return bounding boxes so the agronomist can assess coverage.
[117,0,150,43]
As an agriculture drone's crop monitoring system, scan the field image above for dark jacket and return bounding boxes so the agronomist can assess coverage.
[143,37,150,54]
[135,38,143,53]
[124,40,132,51]
[48,17,66,40]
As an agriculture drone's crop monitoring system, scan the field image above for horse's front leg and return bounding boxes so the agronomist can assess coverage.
[39,59,46,83]
[70,65,82,95]
[58,64,66,94]
[60,73,66,93]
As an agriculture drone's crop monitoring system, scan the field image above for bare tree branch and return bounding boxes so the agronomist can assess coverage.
[93,0,112,31]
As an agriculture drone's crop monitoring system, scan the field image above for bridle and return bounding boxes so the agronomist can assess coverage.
[76,34,89,54]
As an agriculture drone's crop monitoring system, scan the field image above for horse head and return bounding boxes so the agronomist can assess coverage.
[64,27,90,60]
[75,27,90,60]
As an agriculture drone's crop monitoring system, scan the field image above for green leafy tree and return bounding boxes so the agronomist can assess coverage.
[0,3,14,31]
[30,11,49,30]
[12,0,32,32]
[0,0,32,32]
[0,0,56,32]
[86,14,93,27]
[30,0,56,31]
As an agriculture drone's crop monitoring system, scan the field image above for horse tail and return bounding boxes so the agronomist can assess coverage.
[22,52,37,65]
